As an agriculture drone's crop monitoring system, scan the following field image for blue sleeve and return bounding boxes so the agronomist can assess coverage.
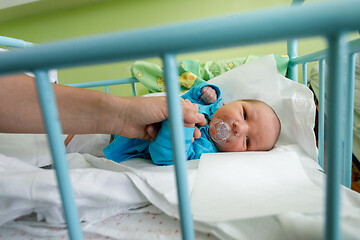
[148,120,195,165]
[103,135,151,163]
[181,82,221,105]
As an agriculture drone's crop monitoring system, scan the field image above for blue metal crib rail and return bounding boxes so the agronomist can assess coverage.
[289,38,360,189]
[0,1,360,240]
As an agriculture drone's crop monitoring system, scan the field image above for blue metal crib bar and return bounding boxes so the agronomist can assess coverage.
[1,1,360,240]
[286,0,303,83]
[287,38,298,82]
[319,59,326,171]
[345,53,356,188]
[67,77,138,96]
[0,36,34,48]
[34,70,83,240]
[325,32,347,240]
[163,53,195,240]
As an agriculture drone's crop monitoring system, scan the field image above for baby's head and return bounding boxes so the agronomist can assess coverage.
[209,99,280,152]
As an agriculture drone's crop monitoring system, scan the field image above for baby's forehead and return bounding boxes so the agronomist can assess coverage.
[238,99,269,108]
[239,99,278,118]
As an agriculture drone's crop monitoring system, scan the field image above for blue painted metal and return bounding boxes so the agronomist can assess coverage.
[325,33,347,240]
[348,38,360,55]
[67,78,138,95]
[290,38,360,66]
[287,39,298,82]
[131,82,136,96]
[290,49,327,66]
[302,63,307,85]
[0,36,34,48]
[318,59,325,170]
[105,85,110,94]
[291,0,304,6]
[33,70,83,240]
[0,1,360,75]
[67,78,138,88]
[286,0,303,82]
[162,53,194,240]
[343,53,356,188]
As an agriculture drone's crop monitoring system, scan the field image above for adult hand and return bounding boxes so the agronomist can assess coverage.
[182,99,202,142]
[111,96,206,141]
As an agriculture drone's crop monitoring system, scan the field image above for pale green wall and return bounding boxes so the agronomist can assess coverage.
[1,0,355,96]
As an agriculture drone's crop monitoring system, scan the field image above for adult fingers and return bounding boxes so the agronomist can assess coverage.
[182,100,206,126]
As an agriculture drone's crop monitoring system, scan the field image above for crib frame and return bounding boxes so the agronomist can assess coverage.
[1,1,360,240]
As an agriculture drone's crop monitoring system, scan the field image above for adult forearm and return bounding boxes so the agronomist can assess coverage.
[0,74,116,134]
[0,74,205,140]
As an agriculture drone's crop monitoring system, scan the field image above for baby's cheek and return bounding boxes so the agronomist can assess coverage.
[217,140,244,152]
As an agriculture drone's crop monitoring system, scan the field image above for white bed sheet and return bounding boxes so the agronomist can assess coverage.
[1,206,218,240]
[1,145,360,240]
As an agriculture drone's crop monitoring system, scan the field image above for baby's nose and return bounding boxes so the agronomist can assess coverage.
[233,121,248,136]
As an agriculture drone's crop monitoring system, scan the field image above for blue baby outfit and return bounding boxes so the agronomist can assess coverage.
[103,82,222,165]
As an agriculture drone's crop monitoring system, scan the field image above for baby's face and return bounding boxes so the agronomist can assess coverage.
[209,100,280,152]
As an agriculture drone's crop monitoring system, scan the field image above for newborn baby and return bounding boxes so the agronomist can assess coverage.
[103,83,281,165]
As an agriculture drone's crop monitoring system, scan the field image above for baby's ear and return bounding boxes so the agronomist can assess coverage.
[223,102,227,106]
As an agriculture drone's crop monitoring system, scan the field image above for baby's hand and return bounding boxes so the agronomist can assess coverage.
[200,86,217,104]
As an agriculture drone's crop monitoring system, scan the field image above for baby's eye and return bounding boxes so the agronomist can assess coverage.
[243,109,247,120]
[246,137,249,147]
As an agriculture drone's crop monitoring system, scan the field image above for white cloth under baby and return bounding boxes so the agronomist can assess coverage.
[191,149,324,222]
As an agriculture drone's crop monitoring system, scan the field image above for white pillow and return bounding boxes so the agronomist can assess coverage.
[208,55,318,161]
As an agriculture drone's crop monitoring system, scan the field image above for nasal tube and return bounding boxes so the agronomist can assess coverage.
[210,119,231,143]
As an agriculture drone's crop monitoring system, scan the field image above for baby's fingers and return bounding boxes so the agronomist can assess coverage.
[200,86,217,104]
[193,127,201,139]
